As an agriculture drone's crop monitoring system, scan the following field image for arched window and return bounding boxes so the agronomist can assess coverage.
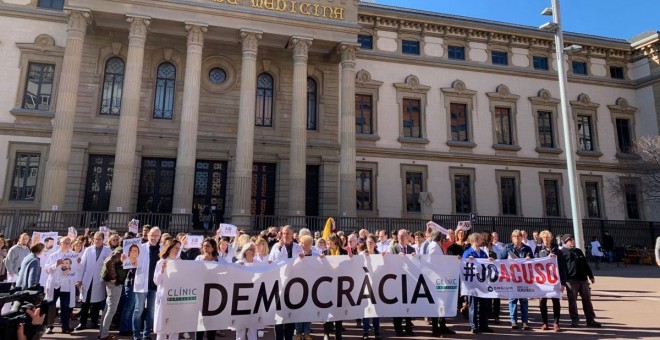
[100,57,125,115]
[255,73,274,127]
[306,78,318,130]
[153,62,176,120]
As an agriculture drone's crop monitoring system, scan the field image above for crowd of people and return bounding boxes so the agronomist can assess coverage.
[0,223,607,340]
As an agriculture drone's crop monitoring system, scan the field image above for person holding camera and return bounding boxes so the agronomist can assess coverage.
[17,307,46,340]
[44,237,78,334]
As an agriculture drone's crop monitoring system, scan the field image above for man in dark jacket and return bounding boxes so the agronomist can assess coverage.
[390,229,416,336]
[561,234,601,328]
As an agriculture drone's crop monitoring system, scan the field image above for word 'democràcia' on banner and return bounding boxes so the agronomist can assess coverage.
[460,257,562,299]
[155,254,460,333]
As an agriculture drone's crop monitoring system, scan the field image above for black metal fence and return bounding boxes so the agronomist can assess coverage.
[0,210,657,249]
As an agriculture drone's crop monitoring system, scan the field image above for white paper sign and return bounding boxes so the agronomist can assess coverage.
[219,223,238,237]
[122,238,143,269]
[67,227,77,240]
[129,219,139,234]
[186,235,203,249]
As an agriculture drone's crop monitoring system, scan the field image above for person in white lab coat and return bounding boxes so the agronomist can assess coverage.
[44,237,79,334]
[75,232,111,330]
[132,227,162,340]
[153,238,181,340]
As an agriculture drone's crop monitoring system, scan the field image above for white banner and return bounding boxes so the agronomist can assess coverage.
[460,257,562,299]
[156,254,460,333]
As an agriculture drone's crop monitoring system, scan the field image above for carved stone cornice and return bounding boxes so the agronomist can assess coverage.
[607,97,637,115]
[240,30,263,53]
[441,79,476,97]
[528,89,560,105]
[64,9,91,36]
[185,23,208,47]
[570,93,600,110]
[486,84,520,102]
[127,16,150,42]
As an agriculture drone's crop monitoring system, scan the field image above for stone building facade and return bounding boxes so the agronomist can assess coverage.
[0,0,658,227]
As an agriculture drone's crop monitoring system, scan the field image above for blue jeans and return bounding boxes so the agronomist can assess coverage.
[469,296,489,331]
[133,290,156,340]
[120,285,136,333]
[508,298,529,324]
[362,317,380,334]
[295,322,311,335]
[51,289,71,332]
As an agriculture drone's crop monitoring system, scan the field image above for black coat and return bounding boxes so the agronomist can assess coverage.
[561,247,594,282]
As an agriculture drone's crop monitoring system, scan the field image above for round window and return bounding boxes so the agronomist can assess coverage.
[209,68,227,84]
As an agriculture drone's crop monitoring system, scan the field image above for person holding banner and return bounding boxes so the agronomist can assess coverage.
[294,235,321,340]
[269,225,303,340]
[322,234,348,340]
[463,233,494,334]
[235,241,268,340]
[193,237,222,340]
[153,239,182,340]
[535,230,567,332]
[254,237,270,263]
[390,229,416,337]
[561,234,601,328]
[499,229,534,330]
[360,234,381,340]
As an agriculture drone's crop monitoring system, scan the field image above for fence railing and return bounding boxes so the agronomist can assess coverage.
[0,210,657,249]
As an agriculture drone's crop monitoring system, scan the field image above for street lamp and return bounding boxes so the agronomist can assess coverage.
[539,0,586,250]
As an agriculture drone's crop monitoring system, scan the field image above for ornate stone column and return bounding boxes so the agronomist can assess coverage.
[338,43,359,217]
[231,30,262,227]
[108,16,150,212]
[172,23,207,214]
[288,37,312,216]
[41,9,91,211]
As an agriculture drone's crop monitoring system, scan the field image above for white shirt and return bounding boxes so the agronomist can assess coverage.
[377,240,390,254]
[492,242,505,256]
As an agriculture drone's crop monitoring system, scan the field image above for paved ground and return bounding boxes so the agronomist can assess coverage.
[44,263,660,339]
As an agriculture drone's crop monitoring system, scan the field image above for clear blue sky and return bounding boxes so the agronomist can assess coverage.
[375,0,659,40]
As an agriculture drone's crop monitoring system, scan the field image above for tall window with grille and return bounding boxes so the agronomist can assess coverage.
[577,115,594,151]
[356,169,373,211]
[450,103,469,142]
[153,62,176,120]
[22,63,55,111]
[615,118,632,153]
[355,94,373,134]
[454,174,472,214]
[494,107,513,145]
[83,155,115,211]
[500,177,517,215]
[538,111,555,148]
[10,153,40,201]
[543,179,561,217]
[255,73,274,126]
[402,98,422,138]
[624,184,641,220]
[100,57,125,116]
[137,158,176,213]
[405,172,423,213]
[584,181,601,218]
[307,78,317,130]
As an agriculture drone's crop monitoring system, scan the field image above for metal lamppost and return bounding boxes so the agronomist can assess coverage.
[539,0,585,250]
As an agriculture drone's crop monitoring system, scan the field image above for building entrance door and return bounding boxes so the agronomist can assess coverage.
[83,155,114,212]
[193,160,228,230]
[137,158,176,214]
[251,163,276,215]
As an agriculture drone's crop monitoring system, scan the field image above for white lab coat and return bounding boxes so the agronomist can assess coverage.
[154,258,179,340]
[44,249,79,308]
[79,245,111,303]
[134,242,162,293]
[426,241,444,255]
[268,242,303,262]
